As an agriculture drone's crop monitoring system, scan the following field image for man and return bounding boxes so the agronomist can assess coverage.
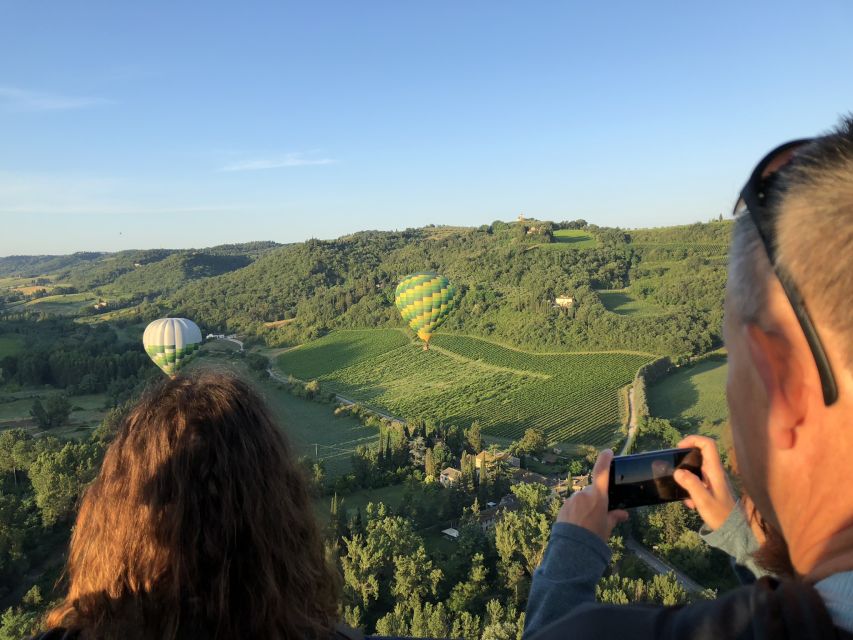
[524,117,853,639]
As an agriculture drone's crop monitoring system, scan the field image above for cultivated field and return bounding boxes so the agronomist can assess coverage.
[276,329,653,447]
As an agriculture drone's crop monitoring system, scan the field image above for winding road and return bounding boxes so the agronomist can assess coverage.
[620,385,639,455]
[624,533,705,593]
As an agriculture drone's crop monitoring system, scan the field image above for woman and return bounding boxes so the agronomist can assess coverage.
[34,371,349,640]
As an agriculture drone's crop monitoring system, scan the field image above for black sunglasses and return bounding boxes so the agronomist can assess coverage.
[732,139,839,406]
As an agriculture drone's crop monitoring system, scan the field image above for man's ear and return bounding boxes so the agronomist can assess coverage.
[744,323,806,450]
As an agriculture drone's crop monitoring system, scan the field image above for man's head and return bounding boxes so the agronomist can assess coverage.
[725,116,853,577]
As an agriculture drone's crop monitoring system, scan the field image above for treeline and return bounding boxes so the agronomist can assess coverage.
[0,319,155,402]
[0,424,113,635]
[628,353,738,593]
[325,427,699,637]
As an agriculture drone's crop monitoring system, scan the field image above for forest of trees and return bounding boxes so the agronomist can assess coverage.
[0,319,154,403]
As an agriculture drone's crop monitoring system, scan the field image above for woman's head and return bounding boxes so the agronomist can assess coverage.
[47,370,339,639]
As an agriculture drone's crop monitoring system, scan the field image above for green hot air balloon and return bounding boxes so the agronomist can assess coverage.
[143,317,203,376]
[395,273,457,350]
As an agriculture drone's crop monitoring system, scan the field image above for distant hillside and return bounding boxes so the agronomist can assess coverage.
[0,252,105,277]
[1,221,730,358]
[169,220,730,358]
[0,242,281,295]
[104,253,253,297]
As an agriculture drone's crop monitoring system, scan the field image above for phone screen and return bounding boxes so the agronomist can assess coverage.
[608,447,702,510]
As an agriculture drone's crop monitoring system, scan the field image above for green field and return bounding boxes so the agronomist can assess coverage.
[189,352,380,477]
[0,392,108,439]
[328,483,408,518]
[24,292,99,315]
[597,289,662,316]
[551,229,598,249]
[265,385,378,476]
[648,354,729,432]
[0,334,25,357]
[276,329,653,447]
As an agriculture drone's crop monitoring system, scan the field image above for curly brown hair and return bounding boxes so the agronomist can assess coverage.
[45,370,340,639]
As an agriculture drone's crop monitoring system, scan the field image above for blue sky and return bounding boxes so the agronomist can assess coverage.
[1,1,852,255]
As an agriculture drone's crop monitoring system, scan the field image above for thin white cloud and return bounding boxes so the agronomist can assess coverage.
[0,86,113,111]
[219,152,337,172]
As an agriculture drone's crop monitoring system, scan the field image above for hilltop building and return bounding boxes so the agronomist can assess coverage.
[554,295,576,308]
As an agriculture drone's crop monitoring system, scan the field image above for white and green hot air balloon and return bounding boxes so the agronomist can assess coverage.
[143,318,203,376]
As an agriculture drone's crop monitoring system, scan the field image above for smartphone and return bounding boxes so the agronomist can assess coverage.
[608,447,702,510]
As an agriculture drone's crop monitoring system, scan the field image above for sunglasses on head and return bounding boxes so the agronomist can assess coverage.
[732,138,838,406]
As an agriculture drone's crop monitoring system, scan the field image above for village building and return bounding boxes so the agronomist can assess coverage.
[571,474,591,492]
[554,477,572,497]
[474,450,520,473]
[554,295,576,308]
[439,467,462,488]
[441,527,460,541]
[477,493,521,530]
[510,468,552,486]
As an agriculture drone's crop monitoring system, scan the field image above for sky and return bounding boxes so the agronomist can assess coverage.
[1,1,852,256]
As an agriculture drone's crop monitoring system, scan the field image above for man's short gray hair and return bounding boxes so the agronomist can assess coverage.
[728,217,771,325]
[728,115,853,371]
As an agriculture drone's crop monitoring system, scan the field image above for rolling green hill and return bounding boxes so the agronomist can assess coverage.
[170,221,728,357]
[0,252,105,277]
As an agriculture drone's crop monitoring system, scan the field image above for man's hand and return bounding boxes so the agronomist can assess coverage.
[557,449,628,543]
[673,434,736,531]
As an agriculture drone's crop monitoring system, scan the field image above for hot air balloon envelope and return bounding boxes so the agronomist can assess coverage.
[143,317,203,376]
[395,273,457,349]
